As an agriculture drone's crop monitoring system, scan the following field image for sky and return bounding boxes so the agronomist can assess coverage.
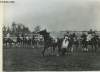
[4,0,100,32]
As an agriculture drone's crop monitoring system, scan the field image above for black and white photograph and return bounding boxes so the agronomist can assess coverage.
[3,0,100,71]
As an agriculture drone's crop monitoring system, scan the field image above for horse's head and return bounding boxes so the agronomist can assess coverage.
[38,29,50,41]
[51,37,58,43]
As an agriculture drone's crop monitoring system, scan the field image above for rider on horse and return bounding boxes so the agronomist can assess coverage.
[61,35,69,55]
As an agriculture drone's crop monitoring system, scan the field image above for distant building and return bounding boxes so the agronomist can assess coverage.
[32,32,44,41]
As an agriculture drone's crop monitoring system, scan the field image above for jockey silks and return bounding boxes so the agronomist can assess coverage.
[86,34,93,41]
[62,39,69,49]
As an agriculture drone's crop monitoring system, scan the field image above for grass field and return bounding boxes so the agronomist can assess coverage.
[3,45,100,71]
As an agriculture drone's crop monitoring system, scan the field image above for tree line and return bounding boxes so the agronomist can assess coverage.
[3,22,41,37]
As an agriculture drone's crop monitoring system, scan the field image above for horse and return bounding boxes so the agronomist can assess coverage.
[16,36,23,46]
[81,33,99,52]
[90,34,99,52]
[56,34,77,56]
[80,33,87,51]
[3,37,16,46]
[73,36,80,51]
[53,34,76,56]
[3,33,15,46]
[59,36,70,55]
[39,30,58,56]
[67,33,80,53]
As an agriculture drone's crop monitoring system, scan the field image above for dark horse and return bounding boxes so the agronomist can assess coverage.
[68,33,80,52]
[39,30,58,56]
[81,33,99,52]
[3,37,16,46]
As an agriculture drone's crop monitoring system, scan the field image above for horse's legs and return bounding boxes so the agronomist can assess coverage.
[50,46,54,55]
[94,44,97,53]
[52,44,56,54]
[52,44,57,55]
[91,44,94,53]
[82,43,87,52]
[53,46,55,52]
[17,41,20,47]
[85,43,88,52]
[71,45,74,53]
[42,47,46,56]
[61,48,66,55]
[82,43,85,52]
[76,44,79,52]
[52,46,55,55]
[82,44,84,51]
[57,46,61,56]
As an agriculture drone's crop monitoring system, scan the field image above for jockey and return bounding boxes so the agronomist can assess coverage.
[61,35,69,55]
[86,32,93,41]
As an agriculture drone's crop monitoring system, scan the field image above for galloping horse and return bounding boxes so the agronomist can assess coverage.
[81,32,99,52]
[39,30,58,56]
[3,37,15,46]
[3,33,14,46]
[16,36,23,45]
[90,34,99,52]
[56,34,79,55]
[68,33,80,52]
[81,33,87,51]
